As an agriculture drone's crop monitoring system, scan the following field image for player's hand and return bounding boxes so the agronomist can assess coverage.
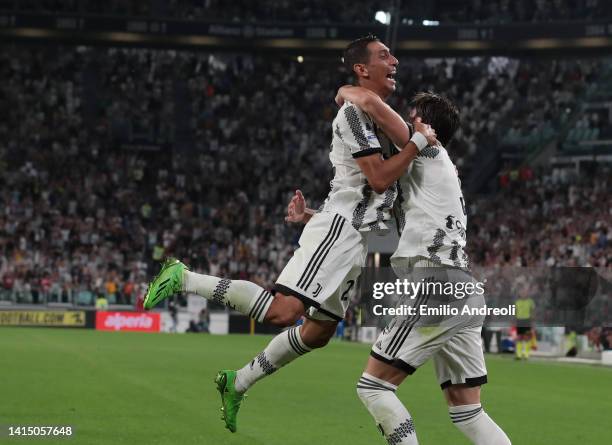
[335,85,372,107]
[414,117,438,146]
[285,190,307,223]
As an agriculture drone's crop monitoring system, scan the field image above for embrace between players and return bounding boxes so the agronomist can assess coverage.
[144,35,511,445]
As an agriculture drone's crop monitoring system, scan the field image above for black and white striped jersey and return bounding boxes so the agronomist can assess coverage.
[320,101,397,233]
[391,144,470,268]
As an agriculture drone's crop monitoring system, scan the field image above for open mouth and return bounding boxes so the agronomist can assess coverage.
[386,72,396,81]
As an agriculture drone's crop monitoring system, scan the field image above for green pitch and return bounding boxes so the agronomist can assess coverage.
[1,328,610,445]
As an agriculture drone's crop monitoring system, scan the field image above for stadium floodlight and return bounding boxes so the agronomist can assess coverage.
[374,10,391,25]
[422,20,440,26]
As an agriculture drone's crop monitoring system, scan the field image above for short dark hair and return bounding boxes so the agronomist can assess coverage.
[343,34,380,84]
[410,92,460,146]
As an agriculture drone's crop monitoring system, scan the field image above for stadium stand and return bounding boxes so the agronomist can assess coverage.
[0,45,610,308]
[4,0,612,24]
[471,165,610,268]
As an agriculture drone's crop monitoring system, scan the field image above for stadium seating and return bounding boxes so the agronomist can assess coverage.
[0,45,610,307]
[4,0,612,24]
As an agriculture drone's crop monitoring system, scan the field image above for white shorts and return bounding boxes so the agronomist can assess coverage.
[275,212,367,321]
[371,264,488,389]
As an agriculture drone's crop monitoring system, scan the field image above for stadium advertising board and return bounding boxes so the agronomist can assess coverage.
[95,311,160,332]
[0,310,89,328]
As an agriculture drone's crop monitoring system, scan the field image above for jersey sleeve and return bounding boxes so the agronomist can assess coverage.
[336,103,382,158]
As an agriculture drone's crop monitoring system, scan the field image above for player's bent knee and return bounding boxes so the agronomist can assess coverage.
[445,384,481,406]
[301,330,333,349]
[264,294,305,327]
[300,319,337,349]
[355,373,398,406]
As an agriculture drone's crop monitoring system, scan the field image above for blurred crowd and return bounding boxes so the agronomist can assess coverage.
[471,165,610,268]
[4,0,612,24]
[420,0,611,24]
[0,44,610,309]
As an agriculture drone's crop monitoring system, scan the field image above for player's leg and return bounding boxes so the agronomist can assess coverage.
[356,356,418,444]
[145,258,304,326]
[523,328,533,359]
[215,316,325,433]
[358,263,488,445]
[217,306,348,434]
[233,317,337,393]
[145,213,352,328]
[517,326,533,360]
[357,308,443,445]
[444,385,510,445]
[230,267,355,397]
[514,327,523,359]
[232,211,363,394]
[217,212,364,432]
[435,327,511,445]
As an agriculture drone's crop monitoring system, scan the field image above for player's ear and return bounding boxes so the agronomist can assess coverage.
[353,63,369,79]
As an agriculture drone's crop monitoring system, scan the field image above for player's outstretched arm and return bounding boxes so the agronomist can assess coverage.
[336,85,436,149]
[335,86,437,194]
[285,189,315,224]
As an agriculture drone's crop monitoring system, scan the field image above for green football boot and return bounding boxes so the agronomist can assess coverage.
[143,258,187,310]
[215,370,245,433]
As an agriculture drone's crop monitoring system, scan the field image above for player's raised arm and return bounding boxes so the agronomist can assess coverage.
[336,85,435,149]
[335,97,437,194]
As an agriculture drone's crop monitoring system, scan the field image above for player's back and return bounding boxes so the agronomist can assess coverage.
[392,144,469,268]
[320,101,397,233]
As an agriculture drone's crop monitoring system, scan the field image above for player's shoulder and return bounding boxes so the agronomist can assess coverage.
[417,144,447,160]
[338,100,357,111]
[336,100,369,122]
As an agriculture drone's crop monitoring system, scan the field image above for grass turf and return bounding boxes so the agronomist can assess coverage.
[1,328,611,445]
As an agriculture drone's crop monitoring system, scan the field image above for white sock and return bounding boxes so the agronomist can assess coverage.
[356,373,419,444]
[450,404,511,445]
[183,270,273,322]
[234,326,311,393]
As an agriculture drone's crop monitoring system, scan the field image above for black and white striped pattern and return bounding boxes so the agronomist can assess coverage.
[296,214,345,292]
[384,284,431,357]
[352,184,372,230]
[426,229,445,264]
[449,240,461,267]
[211,279,231,305]
[461,250,470,269]
[418,146,440,158]
[255,352,277,375]
[344,105,370,150]
[450,406,483,424]
[393,182,406,235]
[386,418,416,445]
[369,186,397,232]
[248,289,274,322]
[356,375,396,392]
[287,327,310,356]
